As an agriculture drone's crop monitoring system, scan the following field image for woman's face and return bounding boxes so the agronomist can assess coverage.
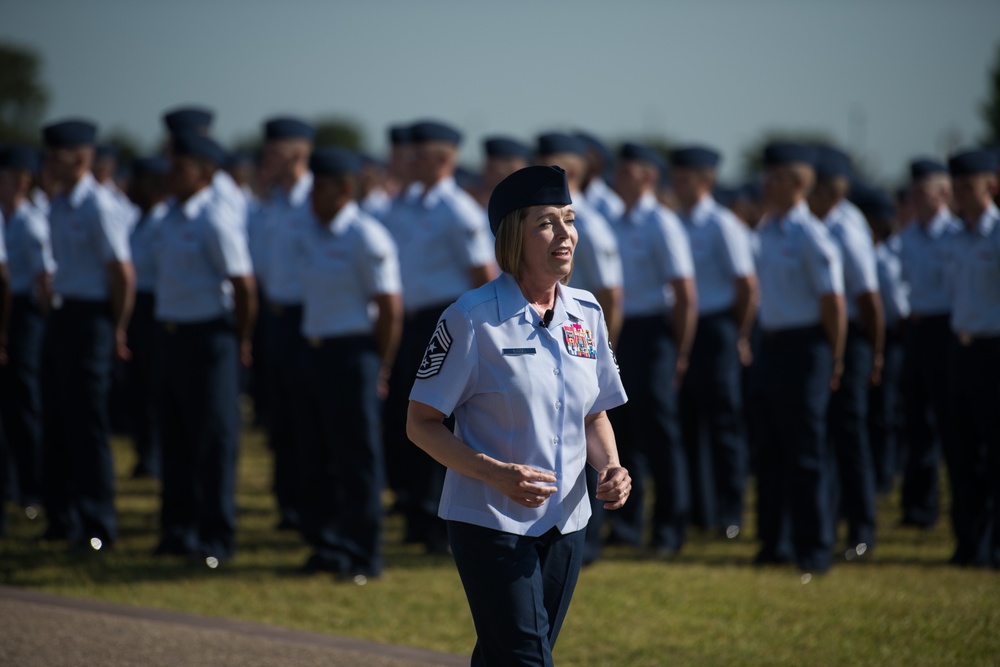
[520,204,577,284]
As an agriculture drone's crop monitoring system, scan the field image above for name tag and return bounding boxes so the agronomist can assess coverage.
[563,324,597,359]
[502,348,536,356]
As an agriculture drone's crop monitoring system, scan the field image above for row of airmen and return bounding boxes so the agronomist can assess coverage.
[0,108,998,576]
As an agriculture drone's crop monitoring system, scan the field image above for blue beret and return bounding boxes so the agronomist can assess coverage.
[812,145,852,180]
[0,145,39,171]
[131,156,170,176]
[163,106,214,134]
[948,149,998,176]
[484,136,531,160]
[410,120,462,145]
[264,116,315,141]
[619,142,666,172]
[573,131,613,164]
[536,132,586,158]
[488,165,571,236]
[172,133,227,166]
[388,124,412,145]
[909,158,948,180]
[309,147,361,176]
[763,141,813,167]
[670,145,721,169]
[42,119,98,148]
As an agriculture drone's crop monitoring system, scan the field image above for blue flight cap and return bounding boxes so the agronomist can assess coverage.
[42,119,98,148]
[131,156,170,177]
[909,158,948,180]
[309,147,362,176]
[763,141,813,167]
[454,165,481,192]
[573,131,613,165]
[948,148,998,176]
[410,120,462,146]
[95,143,118,160]
[713,184,737,207]
[163,106,214,135]
[850,182,894,222]
[172,133,227,166]
[619,142,666,172]
[264,116,315,141]
[670,145,721,169]
[812,145,852,180]
[0,145,39,172]
[536,132,586,157]
[225,151,254,169]
[736,180,763,202]
[488,165,571,236]
[388,124,412,146]
[484,136,531,160]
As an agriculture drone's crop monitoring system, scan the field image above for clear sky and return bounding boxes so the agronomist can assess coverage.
[3,0,999,183]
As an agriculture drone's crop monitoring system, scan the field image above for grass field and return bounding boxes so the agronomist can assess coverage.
[1,422,998,666]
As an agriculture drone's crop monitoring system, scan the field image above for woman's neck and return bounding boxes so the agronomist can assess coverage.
[518,275,558,315]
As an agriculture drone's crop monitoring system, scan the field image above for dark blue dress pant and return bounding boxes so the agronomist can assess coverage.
[448,521,585,667]
[755,325,833,572]
[679,312,747,531]
[867,328,904,494]
[264,303,304,528]
[156,318,240,558]
[607,314,689,550]
[124,291,160,478]
[297,334,384,575]
[40,300,117,544]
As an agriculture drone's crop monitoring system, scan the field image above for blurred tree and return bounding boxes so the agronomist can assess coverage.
[981,42,1000,145]
[0,43,49,144]
[313,116,364,150]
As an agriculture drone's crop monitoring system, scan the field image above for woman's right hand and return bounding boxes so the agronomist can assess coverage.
[491,463,558,509]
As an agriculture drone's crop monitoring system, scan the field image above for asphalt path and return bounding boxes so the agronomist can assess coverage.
[0,585,467,667]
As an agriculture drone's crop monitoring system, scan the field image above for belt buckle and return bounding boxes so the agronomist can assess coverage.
[308,336,322,348]
[165,321,177,334]
[958,332,973,347]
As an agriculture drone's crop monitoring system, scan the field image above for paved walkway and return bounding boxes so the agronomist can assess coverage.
[0,585,466,667]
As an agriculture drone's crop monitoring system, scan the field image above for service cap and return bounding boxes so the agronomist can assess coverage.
[488,165,571,236]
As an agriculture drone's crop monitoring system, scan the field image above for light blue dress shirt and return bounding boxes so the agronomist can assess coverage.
[612,192,695,317]
[0,211,6,264]
[262,172,313,305]
[130,201,168,293]
[944,204,1000,336]
[584,177,625,224]
[823,200,880,322]
[3,201,54,296]
[566,194,622,294]
[212,170,248,230]
[875,237,910,328]
[296,201,401,339]
[381,176,494,312]
[153,185,253,322]
[898,208,960,316]
[48,173,131,301]
[756,201,844,331]
[679,195,756,316]
[409,272,627,537]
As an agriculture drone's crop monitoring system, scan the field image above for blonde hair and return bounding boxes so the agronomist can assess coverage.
[493,206,573,285]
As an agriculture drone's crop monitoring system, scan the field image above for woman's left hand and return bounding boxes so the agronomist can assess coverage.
[594,465,631,510]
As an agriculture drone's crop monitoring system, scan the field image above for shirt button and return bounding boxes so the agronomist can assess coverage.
[555,401,562,410]
[553,368,560,375]
[552,436,559,444]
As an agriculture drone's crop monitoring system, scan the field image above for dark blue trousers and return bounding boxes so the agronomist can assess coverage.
[264,303,304,527]
[868,328,904,494]
[828,324,877,550]
[297,334,384,575]
[608,314,689,550]
[124,291,160,478]
[382,305,448,547]
[947,336,1000,567]
[0,295,46,506]
[900,314,952,527]
[679,312,747,531]
[156,318,240,558]
[448,521,585,667]
[40,300,117,544]
[755,325,833,572]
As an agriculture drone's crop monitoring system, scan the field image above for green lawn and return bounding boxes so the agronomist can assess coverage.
[1,423,998,666]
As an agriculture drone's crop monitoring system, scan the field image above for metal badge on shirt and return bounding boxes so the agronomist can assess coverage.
[562,323,596,359]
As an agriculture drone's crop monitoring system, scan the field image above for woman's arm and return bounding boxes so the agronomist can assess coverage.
[584,411,631,510]
[406,399,559,508]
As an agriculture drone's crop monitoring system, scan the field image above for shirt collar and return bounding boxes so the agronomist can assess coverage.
[420,176,456,209]
[623,192,658,225]
[967,203,999,237]
[179,186,215,220]
[289,171,314,208]
[67,172,98,209]
[682,195,714,227]
[495,272,583,327]
[320,200,359,235]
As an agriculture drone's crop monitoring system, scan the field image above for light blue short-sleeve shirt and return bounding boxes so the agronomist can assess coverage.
[153,186,253,322]
[875,237,910,328]
[612,192,695,317]
[584,177,625,224]
[3,201,54,296]
[680,195,756,316]
[824,200,880,321]
[297,201,401,338]
[49,173,131,301]
[898,208,960,316]
[756,201,844,330]
[130,201,168,293]
[261,172,312,305]
[566,195,622,294]
[409,272,627,537]
[944,204,1000,336]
